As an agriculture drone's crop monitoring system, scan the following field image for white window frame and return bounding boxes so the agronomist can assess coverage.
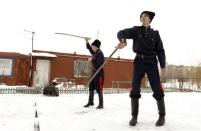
[0,58,13,76]
[74,60,90,78]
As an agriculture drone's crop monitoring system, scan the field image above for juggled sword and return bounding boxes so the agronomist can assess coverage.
[87,48,118,86]
[55,32,89,39]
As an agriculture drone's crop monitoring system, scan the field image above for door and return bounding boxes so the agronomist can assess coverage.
[33,60,50,87]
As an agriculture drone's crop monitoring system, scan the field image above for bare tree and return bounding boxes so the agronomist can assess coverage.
[195,64,201,89]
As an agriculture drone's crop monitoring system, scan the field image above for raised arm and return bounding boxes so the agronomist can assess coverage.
[116,27,137,49]
[117,27,137,42]
[85,37,95,55]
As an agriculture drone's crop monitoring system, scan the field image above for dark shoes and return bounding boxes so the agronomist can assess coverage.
[129,116,137,126]
[96,104,103,109]
[83,102,94,107]
[84,92,104,109]
[155,98,166,127]
[84,103,103,109]
[155,115,165,127]
[129,97,166,127]
[84,91,94,108]
[129,98,139,126]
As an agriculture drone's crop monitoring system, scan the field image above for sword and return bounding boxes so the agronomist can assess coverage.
[55,32,88,39]
[87,48,118,86]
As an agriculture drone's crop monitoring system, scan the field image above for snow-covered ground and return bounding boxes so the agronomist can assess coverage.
[0,92,201,131]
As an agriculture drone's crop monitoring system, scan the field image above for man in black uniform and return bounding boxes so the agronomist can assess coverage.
[83,37,104,109]
[116,11,166,127]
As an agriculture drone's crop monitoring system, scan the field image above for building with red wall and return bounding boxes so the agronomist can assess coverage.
[0,52,30,85]
[0,50,144,88]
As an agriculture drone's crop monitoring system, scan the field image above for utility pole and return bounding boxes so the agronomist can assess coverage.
[24,30,35,87]
[24,30,35,52]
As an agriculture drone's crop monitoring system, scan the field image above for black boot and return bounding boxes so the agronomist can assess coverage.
[129,98,139,126]
[84,91,94,107]
[96,92,103,109]
[155,98,166,127]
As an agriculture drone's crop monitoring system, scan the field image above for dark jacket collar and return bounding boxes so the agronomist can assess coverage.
[141,25,151,29]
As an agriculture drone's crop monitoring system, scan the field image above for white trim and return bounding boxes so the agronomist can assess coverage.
[32,52,57,57]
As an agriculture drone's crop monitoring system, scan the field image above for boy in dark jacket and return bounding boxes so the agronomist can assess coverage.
[84,38,104,109]
[116,11,166,127]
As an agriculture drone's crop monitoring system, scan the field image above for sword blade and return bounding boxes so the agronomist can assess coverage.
[87,48,118,86]
[55,32,85,39]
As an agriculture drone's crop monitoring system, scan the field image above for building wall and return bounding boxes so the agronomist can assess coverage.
[1,51,145,89]
[49,54,90,86]
[47,51,134,88]
[104,59,133,88]
[0,52,30,86]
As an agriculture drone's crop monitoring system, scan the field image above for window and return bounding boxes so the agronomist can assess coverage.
[0,58,13,76]
[74,60,90,78]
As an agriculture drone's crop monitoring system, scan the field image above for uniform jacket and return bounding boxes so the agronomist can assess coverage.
[86,43,104,76]
[117,26,166,68]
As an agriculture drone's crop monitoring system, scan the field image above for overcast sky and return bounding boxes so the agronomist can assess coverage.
[0,0,201,66]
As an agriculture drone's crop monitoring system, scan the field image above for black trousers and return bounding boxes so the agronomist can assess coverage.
[130,57,164,101]
[89,74,104,94]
